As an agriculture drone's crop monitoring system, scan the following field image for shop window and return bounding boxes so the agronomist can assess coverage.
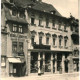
[45,53,51,72]
[19,25,23,33]
[13,24,17,32]
[1,56,6,67]
[46,37,49,44]
[12,10,17,16]
[39,37,42,44]
[12,42,17,53]
[19,42,23,52]
[31,53,38,73]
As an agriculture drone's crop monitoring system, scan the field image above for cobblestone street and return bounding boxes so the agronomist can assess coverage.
[1,72,79,80]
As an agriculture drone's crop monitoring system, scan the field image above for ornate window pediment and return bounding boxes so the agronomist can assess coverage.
[58,35,63,39]
[52,34,57,38]
[31,30,36,37]
[46,33,51,37]
[64,36,68,40]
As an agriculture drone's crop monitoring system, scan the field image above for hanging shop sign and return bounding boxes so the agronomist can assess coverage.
[9,33,27,39]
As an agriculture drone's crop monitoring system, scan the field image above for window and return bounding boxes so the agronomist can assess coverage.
[59,39,61,46]
[31,37,34,44]
[1,56,6,67]
[39,37,42,44]
[53,38,55,45]
[52,20,55,28]
[19,12,25,18]
[46,37,49,44]
[31,18,35,25]
[19,42,23,52]
[39,19,42,26]
[58,23,61,29]
[13,24,17,32]
[12,42,17,52]
[64,25,66,30]
[64,39,67,46]
[12,10,17,16]
[19,25,22,33]
[1,3,3,9]
[46,18,49,27]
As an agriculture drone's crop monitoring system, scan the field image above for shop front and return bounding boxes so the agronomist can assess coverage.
[8,57,26,77]
[29,50,71,75]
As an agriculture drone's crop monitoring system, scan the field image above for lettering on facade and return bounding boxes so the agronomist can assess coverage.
[10,33,27,39]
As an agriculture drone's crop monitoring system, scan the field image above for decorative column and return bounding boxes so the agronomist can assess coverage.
[51,53,53,73]
[62,54,65,73]
[55,54,57,73]
[43,52,45,73]
[38,52,40,74]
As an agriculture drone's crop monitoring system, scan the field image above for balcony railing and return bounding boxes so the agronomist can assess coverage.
[33,44,51,50]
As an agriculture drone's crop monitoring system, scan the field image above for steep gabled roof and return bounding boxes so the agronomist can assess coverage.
[13,0,62,16]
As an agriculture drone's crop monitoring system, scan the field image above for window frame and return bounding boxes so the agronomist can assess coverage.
[13,24,17,32]
[18,25,23,33]
[12,42,17,53]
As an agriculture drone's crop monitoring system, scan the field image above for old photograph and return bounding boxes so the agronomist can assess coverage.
[1,0,79,80]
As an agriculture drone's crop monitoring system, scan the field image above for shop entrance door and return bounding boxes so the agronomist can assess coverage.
[65,61,68,73]
[13,63,25,77]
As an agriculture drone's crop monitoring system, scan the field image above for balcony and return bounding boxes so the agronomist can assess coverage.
[33,44,51,50]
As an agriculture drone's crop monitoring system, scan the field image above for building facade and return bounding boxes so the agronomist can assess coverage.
[1,0,79,77]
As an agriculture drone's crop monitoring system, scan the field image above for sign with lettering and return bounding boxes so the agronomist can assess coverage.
[9,33,27,39]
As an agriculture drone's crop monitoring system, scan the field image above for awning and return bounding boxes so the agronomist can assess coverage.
[8,58,22,63]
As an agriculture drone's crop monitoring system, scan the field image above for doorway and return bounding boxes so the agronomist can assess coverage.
[13,63,26,77]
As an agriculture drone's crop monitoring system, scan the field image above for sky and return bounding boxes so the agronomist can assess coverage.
[43,0,78,19]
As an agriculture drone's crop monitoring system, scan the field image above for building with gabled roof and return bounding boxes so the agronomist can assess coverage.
[1,0,79,77]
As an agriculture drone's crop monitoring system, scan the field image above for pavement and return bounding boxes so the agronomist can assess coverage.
[1,72,79,80]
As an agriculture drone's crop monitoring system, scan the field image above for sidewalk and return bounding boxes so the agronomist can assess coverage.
[1,72,79,80]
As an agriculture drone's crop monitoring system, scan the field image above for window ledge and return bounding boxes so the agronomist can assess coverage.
[53,45,57,48]
[38,25,44,27]
[59,46,63,48]
[45,26,50,28]
[52,27,57,30]
[64,30,68,32]
[64,46,68,49]
[58,28,62,31]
